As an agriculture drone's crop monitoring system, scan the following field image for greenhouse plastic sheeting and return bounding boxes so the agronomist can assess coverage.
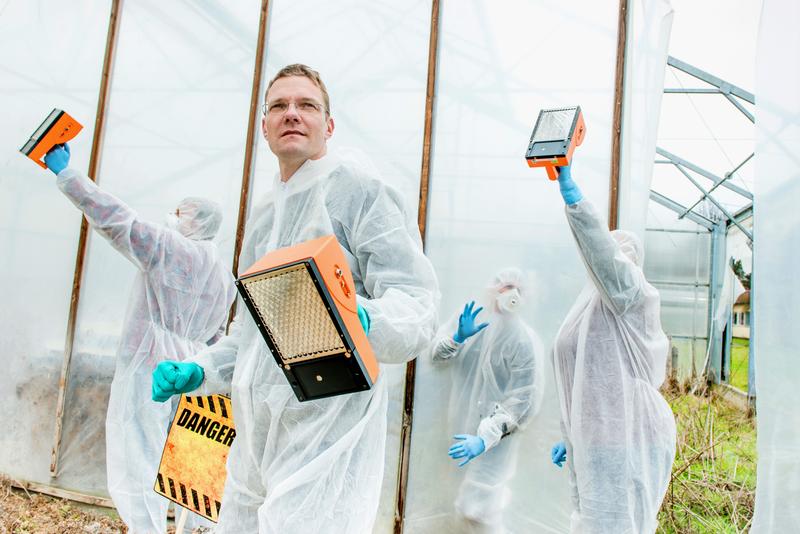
[751,0,800,531]
[404,0,670,531]
[619,0,674,237]
[55,0,262,494]
[0,2,112,492]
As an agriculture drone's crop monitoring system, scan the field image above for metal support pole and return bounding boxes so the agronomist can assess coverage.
[608,0,629,231]
[394,1,440,531]
[227,0,271,328]
[50,0,122,477]
[707,221,726,383]
[747,209,757,405]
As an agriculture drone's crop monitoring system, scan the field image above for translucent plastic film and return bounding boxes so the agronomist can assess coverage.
[751,1,800,530]
[406,1,625,532]
[57,0,261,493]
[0,2,111,490]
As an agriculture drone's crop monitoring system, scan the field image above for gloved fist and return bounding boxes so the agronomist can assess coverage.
[551,441,567,468]
[151,361,204,402]
[556,165,583,205]
[448,434,486,467]
[454,301,489,343]
[357,303,370,335]
[44,143,71,175]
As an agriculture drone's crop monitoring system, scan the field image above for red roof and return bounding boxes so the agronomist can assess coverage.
[734,290,750,306]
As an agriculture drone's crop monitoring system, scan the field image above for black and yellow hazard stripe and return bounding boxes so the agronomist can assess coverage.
[156,472,222,521]
[185,394,230,419]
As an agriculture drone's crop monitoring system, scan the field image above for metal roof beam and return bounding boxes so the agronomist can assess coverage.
[656,147,754,200]
[649,190,716,230]
[667,56,755,104]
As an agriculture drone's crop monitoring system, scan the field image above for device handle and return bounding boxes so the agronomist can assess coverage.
[546,166,558,181]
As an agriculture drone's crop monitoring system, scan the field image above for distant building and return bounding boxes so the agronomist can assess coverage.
[732,290,750,339]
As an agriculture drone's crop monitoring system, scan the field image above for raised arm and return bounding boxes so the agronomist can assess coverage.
[48,145,172,272]
[556,166,645,316]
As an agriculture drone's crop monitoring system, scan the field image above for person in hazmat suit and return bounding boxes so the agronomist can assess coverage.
[43,143,237,533]
[151,63,439,533]
[548,163,676,533]
[432,268,544,534]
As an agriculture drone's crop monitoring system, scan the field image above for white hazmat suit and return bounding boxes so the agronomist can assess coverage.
[56,168,237,533]
[187,150,439,533]
[431,268,544,531]
[552,199,676,534]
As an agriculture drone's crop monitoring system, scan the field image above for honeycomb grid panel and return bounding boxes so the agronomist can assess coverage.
[244,265,345,362]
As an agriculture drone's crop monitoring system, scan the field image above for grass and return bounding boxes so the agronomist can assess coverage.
[657,381,756,533]
[728,338,750,393]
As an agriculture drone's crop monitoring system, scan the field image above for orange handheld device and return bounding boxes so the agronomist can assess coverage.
[525,106,586,180]
[19,109,83,169]
[236,235,379,402]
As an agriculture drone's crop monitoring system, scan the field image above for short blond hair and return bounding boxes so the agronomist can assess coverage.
[265,64,330,116]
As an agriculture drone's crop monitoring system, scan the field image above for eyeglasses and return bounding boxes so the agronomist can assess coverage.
[262,99,325,116]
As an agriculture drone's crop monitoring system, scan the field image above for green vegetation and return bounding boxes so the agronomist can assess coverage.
[657,385,756,533]
[728,338,750,392]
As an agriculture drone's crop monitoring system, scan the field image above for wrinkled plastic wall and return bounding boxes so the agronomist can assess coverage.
[58,0,262,494]
[0,1,112,492]
[1,1,677,532]
[405,1,634,531]
[751,0,800,530]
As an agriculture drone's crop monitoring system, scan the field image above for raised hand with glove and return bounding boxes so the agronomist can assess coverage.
[454,300,489,344]
[556,164,583,205]
[44,143,71,175]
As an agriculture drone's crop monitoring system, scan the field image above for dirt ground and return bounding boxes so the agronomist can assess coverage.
[0,477,209,534]
[0,477,125,534]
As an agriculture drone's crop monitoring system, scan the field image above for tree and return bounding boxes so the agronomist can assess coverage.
[730,258,751,290]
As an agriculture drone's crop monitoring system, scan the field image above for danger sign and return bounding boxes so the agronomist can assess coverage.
[154,394,235,522]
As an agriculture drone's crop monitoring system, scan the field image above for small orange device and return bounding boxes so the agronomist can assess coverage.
[20,108,83,169]
[525,106,586,180]
[236,235,378,402]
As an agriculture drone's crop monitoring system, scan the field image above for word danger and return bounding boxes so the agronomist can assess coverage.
[175,408,236,446]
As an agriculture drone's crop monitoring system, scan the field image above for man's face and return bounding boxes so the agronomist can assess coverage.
[262,75,334,163]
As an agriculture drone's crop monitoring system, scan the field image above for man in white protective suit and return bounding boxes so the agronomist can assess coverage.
[151,63,439,533]
[548,163,676,534]
[431,268,544,534]
[42,143,237,533]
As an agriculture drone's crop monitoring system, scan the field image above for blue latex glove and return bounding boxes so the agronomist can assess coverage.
[453,301,489,343]
[357,303,370,335]
[449,434,486,467]
[152,361,204,402]
[556,165,583,205]
[44,143,71,175]
[551,441,567,468]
